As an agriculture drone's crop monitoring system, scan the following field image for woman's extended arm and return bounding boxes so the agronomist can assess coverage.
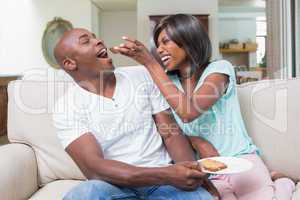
[189,136,219,158]
[145,62,228,122]
[111,37,228,122]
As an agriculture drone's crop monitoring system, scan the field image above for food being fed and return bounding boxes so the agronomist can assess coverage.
[109,47,119,54]
[201,159,228,172]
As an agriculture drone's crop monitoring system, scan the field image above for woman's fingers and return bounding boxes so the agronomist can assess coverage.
[110,43,138,55]
[122,36,142,45]
[110,36,144,56]
[120,42,138,52]
[109,36,155,66]
[110,46,134,57]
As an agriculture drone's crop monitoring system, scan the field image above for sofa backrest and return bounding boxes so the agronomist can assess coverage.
[7,80,85,186]
[237,78,300,180]
[7,78,300,185]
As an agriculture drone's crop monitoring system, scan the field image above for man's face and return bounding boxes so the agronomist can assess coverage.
[67,29,114,77]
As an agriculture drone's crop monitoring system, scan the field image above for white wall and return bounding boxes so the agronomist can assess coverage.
[219,0,265,8]
[99,11,138,67]
[218,11,265,43]
[137,0,219,59]
[218,17,257,67]
[218,11,265,68]
[91,2,101,37]
[0,0,92,75]
[219,18,256,43]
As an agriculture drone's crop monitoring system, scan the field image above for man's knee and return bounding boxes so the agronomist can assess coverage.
[86,180,119,193]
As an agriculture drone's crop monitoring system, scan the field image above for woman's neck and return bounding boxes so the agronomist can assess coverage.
[179,66,203,94]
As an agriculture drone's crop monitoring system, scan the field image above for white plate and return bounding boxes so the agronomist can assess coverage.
[198,156,253,175]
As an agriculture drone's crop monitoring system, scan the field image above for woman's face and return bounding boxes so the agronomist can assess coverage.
[156,29,189,71]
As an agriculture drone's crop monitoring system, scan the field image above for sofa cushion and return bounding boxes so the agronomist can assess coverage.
[237,79,300,181]
[29,180,82,200]
[7,79,85,186]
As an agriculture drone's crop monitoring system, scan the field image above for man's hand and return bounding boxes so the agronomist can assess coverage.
[165,161,207,191]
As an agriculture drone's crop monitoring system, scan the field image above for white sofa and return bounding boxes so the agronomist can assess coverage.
[0,78,299,200]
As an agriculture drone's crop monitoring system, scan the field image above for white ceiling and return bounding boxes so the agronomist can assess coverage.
[219,0,265,7]
[91,0,265,12]
[92,0,137,11]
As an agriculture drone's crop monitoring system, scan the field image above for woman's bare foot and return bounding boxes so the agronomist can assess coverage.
[271,171,298,184]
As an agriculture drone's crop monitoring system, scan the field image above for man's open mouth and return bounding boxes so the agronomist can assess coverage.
[96,48,108,59]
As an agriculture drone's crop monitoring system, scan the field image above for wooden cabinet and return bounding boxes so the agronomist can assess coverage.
[0,76,20,137]
[0,86,7,137]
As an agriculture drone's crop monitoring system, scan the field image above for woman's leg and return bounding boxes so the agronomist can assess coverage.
[211,176,237,200]
[228,154,295,200]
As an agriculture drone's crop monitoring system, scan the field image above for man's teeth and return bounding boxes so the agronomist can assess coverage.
[100,49,106,55]
[98,49,107,58]
[100,49,106,56]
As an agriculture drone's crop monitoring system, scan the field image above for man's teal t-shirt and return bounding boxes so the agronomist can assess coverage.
[169,60,259,157]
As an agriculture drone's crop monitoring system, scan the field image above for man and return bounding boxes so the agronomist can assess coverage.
[53,28,213,200]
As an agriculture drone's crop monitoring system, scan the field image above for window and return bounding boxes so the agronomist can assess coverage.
[256,16,267,67]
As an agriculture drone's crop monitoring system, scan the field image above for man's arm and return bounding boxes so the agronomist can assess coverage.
[152,109,196,163]
[66,133,205,190]
[152,110,221,198]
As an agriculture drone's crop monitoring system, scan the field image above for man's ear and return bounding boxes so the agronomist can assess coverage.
[62,57,77,71]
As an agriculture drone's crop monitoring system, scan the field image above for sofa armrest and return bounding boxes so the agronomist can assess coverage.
[0,143,38,200]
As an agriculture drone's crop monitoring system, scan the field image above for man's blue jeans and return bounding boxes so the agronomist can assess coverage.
[63,180,213,200]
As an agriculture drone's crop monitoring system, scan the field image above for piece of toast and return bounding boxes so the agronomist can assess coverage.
[201,159,227,172]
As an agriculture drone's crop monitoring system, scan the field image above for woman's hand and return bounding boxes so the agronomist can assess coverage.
[189,136,220,158]
[110,36,158,67]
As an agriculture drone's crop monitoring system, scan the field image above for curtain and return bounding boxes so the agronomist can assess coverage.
[296,0,300,77]
[266,0,293,79]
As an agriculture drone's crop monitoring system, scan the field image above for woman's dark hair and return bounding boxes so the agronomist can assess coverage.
[152,14,212,76]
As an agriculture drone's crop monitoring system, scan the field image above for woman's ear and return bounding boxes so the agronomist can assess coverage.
[62,57,77,71]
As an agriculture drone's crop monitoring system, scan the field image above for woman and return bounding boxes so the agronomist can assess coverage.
[111,14,295,200]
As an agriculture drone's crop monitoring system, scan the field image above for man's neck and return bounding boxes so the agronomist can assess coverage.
[77,71,116,98]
